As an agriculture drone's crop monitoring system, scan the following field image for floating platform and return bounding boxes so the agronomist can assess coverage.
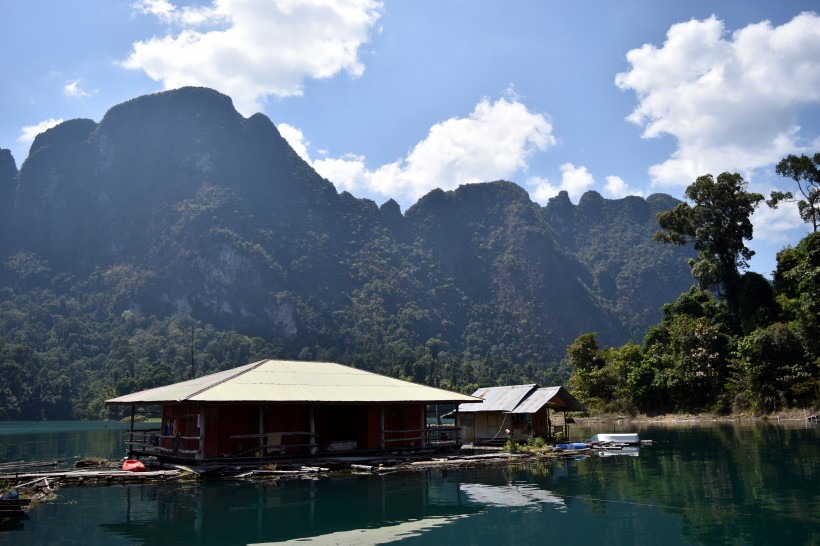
[588,433,640,444]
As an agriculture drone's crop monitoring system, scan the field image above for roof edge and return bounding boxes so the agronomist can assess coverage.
[181,359,268,401]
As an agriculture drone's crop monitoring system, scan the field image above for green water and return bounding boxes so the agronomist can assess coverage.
[1,421,819,544]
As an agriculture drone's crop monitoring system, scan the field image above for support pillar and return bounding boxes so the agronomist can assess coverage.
[258,405,265,457]
[420,405,426,447]
[309,407,317,455]
[380,406,385,449]
[198,406,206,461]
[128,404,135,458]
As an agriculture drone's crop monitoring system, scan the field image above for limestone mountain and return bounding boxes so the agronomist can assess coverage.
[1,87,694,371]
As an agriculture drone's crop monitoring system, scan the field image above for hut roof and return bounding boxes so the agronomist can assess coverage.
[457,384,537,413]
[455,384,586,414]
[106,359,481,406]
[507,386,587,413]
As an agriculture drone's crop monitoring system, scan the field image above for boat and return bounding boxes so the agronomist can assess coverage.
[587,433,639,444]
[555,442,588,450]
[122,459,146,472]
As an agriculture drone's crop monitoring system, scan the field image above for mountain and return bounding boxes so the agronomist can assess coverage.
[0,87,694,378]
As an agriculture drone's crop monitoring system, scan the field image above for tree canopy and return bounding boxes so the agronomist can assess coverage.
[654,172,763,321]
[771,152,820,232]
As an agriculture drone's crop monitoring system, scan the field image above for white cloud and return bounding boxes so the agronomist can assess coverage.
[526,176,560,205]
[125,0,384,115]
[314,154,370,193]
[616,12,820,187]
[751,203,806,244]
[276,123,310,162]
[18,118,63,144]
[603,175,643,199]
[279,92,557,205]
[63,79,93,99]
[525,163,596,205]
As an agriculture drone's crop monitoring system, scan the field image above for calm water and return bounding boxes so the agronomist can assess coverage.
[1,420,819,545]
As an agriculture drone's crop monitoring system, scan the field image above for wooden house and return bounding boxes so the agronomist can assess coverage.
[454,384,587,443]
[106,359,480,463]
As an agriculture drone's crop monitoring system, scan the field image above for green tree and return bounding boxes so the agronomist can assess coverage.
[736,323,805,413]
[655,172,763,321]
[567,333,617,407]
[774,232,820,362]
[771,153,820,232]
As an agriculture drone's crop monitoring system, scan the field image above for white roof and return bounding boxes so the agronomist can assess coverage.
[456,384,587,414]
[508,386,587,413]
[106,359,482,405]
[457,384,536,413]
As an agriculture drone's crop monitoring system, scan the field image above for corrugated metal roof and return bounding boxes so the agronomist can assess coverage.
[106,359,482,405]
[508,386,587,413]
[456,384,537,413]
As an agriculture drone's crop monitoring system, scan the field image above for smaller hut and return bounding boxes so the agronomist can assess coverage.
[454,384,586,443]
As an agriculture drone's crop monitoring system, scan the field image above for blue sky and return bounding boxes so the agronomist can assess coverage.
[2,1,819,276]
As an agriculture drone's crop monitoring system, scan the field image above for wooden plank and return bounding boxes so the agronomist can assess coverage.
[0,499,32,506]
[0,509,27,517]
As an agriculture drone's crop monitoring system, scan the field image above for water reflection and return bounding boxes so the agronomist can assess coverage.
[3,421,819,545]
[460,482,566,511]
[101,467,575,544]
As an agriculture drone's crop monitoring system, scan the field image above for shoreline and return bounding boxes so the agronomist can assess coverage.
[575,408,818,425]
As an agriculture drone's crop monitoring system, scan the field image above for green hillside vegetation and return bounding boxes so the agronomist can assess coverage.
[568,166,820,415]
[0,87,698,420]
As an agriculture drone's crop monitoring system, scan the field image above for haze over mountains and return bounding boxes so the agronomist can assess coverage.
[0,87,694,368]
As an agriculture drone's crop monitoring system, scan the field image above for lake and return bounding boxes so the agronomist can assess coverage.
[1,420,818,544]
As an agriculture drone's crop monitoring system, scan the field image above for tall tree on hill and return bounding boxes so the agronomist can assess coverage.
[654,172,763,323]
[769,153,820,232]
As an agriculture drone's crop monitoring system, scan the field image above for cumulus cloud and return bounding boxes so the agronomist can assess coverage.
[280,92,557,205]
[526,163,596,204]
[603,175,643,199]
[63,80,93,99]
[276,123,311,162]
[18,118,63,144]
[616,12,820,187]
[125,0,384,115]
[751,202,806,244]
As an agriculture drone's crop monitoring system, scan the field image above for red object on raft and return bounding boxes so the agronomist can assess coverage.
[122,459,146,472]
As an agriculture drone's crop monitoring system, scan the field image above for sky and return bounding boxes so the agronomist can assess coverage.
[2,1,819,277]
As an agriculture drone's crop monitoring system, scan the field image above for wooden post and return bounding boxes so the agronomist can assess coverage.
[420,405,426,447]
[309,407,316,455]
[198,406,206,461]
[380,406,385,449]
[455,407,461,446]
[563,411,569,439]
[258,406,265,457]
[128,404,135,458]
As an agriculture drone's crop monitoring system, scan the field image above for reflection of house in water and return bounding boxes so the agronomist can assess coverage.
[102,468,570,544]
[460,482,566,511]
[106,359,480,463]
[103,472,475,543]
[453,384,587,443]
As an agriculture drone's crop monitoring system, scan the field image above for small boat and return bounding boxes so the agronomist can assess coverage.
[122,459,146,472]
[555,442,588,450]
[588,433,639,444]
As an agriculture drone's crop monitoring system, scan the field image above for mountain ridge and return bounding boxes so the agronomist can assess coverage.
[1,86,694,368]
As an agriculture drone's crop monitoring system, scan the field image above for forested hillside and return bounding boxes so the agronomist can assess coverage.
[0,87,694,419]
[568,171,820,415]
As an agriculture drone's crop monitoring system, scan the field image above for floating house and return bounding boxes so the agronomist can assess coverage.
[106,359,481,463]
[454,384,587,443]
